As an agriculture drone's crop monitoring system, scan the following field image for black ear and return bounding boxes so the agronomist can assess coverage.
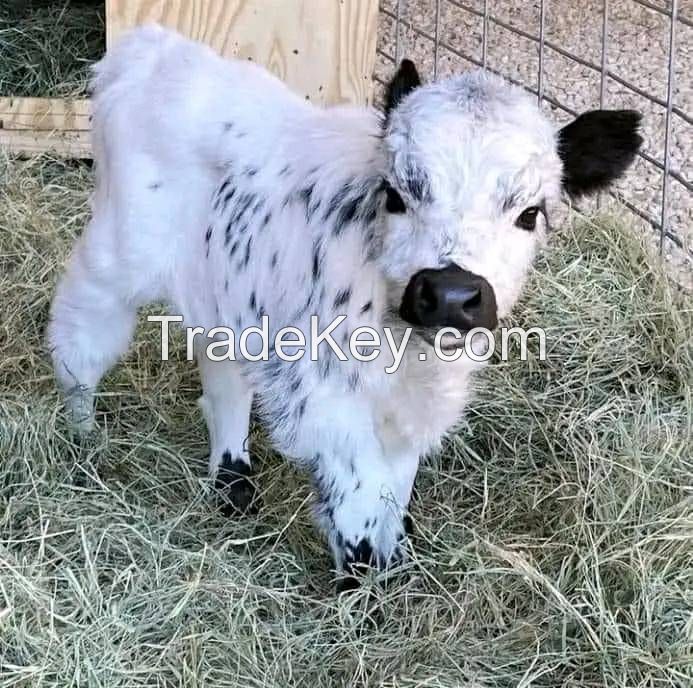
[558,110,643,198]
[385,59,422,117]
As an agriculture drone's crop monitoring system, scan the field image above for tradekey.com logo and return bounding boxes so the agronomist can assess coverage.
[148,315,547,374]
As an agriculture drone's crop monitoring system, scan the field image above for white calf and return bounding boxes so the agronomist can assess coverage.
[48,25,641,587]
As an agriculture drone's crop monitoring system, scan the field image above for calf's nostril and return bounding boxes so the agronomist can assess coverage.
[417,277,439,315]
[462,289,481,310]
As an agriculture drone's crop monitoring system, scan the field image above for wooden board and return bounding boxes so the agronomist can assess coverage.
[0,129,91,158]
[106,0,379,106]
[0,97,91,157]
[0,97,90,131]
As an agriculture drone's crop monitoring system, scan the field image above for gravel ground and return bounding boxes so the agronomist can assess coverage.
[375,0,692,288]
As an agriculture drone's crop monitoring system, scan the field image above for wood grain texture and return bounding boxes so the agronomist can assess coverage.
[0,130,91,158]
[0,97,90,131]
[106,0,379,105]
[0,97,91,157]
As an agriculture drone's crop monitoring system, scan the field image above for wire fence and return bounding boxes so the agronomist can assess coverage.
[374,0,692,271]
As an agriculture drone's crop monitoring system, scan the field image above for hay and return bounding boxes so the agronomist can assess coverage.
[1,3,690,684]
[0,1,105,98]
[0,152,691,687]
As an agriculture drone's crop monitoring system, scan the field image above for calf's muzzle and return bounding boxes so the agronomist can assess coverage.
[399,264,498,331]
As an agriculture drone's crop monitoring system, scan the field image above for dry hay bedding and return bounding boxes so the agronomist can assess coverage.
[0,155,691,687]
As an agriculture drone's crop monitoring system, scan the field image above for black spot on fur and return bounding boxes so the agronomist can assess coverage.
[299,183,320,223]
[311,240,322,282]
[300,183,314,207]
[245,166,258,177]
[243,236,253,267]
[296,397,307,418]
[216,452,256,515]
[271,251,279,269]
[231,192,256,225]
[252,198,264,216]
[223,186,236,207]
[404,161,431,203]
[558,110,642,198]
[333,288,352,310]
[333,194,361,235]
[361,188,380,224]
[205,225,213,243]
[148,182,161,190]
[229,238,240,257]
[249,291,257,312]
[360,300,372,314]
[323,183,352,223]
[218,178,232,198]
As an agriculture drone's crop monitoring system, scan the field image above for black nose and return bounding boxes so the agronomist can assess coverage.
[399,264,498,331]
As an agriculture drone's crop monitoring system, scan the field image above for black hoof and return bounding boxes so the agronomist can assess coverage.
[336,574,362,594]
[403,514,414,536]
[336,523,412,593]
[215,452,257,516]
[336,538,375,593]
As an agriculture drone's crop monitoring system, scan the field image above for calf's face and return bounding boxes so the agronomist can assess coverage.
[380,61,642,340]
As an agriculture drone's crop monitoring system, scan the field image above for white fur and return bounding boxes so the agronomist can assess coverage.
[48,25,568,575]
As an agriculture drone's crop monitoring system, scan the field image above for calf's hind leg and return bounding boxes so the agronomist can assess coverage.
[197,354,256,514]
[47,231,138,435]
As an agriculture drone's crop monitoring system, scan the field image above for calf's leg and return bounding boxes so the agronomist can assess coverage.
[197,354,255,513]
[294,396,419,588]
[47,227,138,435]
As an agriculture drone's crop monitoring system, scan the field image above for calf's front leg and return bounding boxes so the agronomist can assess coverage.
[299,405,419,589]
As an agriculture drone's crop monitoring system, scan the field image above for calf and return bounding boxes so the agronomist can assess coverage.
[48,26,641,587]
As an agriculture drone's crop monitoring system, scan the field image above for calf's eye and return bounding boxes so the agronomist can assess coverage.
[384,185,406,214]
[516,206,541,231]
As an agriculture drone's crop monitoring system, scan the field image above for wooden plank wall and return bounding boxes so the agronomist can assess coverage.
[106,0,379,107]
[1,0,379,157]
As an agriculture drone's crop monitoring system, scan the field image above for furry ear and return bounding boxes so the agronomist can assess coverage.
[558,110,643,198]
[385,59,421,117]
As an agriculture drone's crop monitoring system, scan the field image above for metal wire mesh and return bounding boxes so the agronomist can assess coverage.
[375,0,692,269]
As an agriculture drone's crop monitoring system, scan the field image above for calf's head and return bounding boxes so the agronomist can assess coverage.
[380,60,642,339]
